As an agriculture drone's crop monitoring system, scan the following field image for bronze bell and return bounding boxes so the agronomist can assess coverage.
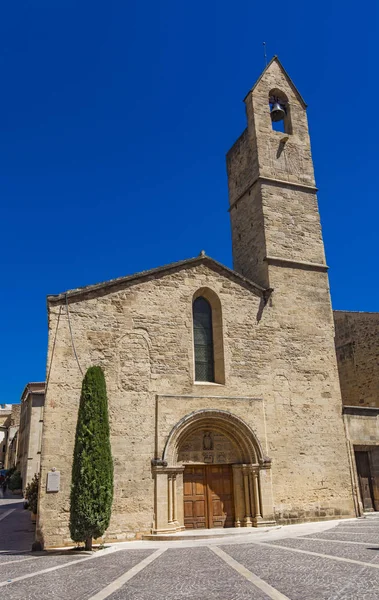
[270,102,285,123]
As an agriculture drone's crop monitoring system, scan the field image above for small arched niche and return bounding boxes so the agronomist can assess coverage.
[192,288,225,384]
[269,88,292,134]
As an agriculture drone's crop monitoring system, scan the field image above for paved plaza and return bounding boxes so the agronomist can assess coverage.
[1,494,379,599]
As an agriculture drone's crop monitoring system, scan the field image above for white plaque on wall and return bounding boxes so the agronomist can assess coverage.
[46,471,60,492]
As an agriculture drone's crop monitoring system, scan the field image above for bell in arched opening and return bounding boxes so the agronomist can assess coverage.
[270,101,286,123]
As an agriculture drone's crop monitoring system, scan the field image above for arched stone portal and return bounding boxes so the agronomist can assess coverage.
[152,410,275,534]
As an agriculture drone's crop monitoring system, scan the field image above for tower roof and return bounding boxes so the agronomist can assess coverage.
[244,56,307,108]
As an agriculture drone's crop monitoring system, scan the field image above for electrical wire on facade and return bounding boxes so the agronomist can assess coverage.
[45,304,62,392]
[65,293,83,376]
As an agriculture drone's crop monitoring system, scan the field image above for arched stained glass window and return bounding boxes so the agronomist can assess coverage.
[193,296,215,382]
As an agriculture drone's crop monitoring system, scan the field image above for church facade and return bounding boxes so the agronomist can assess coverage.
[37,57,356,548]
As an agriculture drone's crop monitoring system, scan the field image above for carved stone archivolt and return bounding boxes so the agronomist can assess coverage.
[152,410,275,534]
[163,409,264,466]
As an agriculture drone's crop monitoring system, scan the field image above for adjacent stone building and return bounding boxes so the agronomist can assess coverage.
[0,404,20,470]
[334,311,379,513]
[17,382,45,491]
[37,57,356,549]
[0,405,12,468]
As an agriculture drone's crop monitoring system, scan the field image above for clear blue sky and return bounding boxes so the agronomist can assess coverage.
[0,1,377,403]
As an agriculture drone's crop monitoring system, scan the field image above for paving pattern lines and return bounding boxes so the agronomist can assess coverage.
[87,549,166,600]
[267,537,379,564]
[300,538,379,547]
[0,549,154,600]
[210,546,290,600]
[255,540,379,570]
[224,542,379,600]
[330,527,379,532]
[0,555,40,567]
[0,552,38,563]
[302,531,379,544]
[103,546,272,600]
[323,563,379,600]
[0,552,90,582]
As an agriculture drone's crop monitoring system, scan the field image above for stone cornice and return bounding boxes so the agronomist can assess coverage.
[259,176,317,192]
[228,175,318,212]
[264,256,329,272]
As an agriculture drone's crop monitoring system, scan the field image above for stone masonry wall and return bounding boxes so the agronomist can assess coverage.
[334,311,379,407]
[228,184,268,288]
[226,57,353,526]
[38,261,355,547]
[246,59,315,189]
[38,58,356,546]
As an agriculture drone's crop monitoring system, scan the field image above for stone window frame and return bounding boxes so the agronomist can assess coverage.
[192,287,225,385]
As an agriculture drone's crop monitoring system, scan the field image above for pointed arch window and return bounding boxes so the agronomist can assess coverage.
[193,297,215,382]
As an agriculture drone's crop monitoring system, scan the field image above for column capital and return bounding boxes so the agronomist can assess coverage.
[152,465,185,475]
[241,464,259,475]
[259,456,272,470]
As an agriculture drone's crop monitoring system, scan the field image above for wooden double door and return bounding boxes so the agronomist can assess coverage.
[183,465,234,529]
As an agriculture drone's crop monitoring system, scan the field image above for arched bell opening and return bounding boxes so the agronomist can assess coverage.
[269,88,292,134]
[152,410,275,534]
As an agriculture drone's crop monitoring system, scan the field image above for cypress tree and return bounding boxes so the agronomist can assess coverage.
[70,366,113,550]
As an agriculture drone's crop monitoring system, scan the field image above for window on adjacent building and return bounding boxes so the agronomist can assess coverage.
[193,296,215,382]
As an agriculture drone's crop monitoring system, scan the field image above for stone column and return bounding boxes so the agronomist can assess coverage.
[152,465,185,534]
[232,465,244,527]
[242,466,252,527]
[172,475,178,524]
[254,459,276,526]
[251,467,262,523]
[167,474,173,524]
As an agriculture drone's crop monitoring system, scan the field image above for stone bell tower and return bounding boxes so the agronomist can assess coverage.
[227,56,327,290]
[227,57,356,522]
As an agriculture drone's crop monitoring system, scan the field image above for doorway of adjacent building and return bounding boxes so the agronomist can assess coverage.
[355,451,375,511]
[183,465,234,529]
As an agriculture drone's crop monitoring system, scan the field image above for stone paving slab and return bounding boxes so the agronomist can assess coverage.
[223,542,379,600]
[1,515,379,599]
[107,547,270,600]
[1,549,154,600]
[268,537,379,563]
[304,531,379,544]
[0,552,34,563]
[0,553,88,582]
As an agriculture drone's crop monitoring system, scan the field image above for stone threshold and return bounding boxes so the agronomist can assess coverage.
[143,525,279,541]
